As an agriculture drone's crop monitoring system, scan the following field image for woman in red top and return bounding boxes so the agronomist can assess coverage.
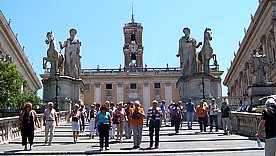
[196,100,208,132]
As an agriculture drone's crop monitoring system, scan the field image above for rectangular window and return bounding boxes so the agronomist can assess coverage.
[105,84,112,90]
[154,83,161,89]
[84,84,91,91]
[130,83,137,89]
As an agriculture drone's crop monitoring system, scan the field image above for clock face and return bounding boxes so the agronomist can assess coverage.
[129,43,138,52]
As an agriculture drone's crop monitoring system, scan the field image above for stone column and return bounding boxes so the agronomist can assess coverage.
[165,82,172,105]
[94,83,101,103]
[117,82,123,102]
[143,82,150,114]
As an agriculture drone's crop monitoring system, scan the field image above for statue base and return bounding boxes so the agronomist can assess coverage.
[248,83,274,104]
[42,76,85,111]
[176,73,222,104]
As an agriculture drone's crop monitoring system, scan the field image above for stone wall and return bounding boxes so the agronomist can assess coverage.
[0,111,70,145]
[218,112,266,140]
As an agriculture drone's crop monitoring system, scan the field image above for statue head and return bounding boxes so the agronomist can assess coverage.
[69,28,77,36]
[183,27,190,36]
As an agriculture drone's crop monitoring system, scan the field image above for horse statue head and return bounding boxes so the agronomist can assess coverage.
[204,27,212,41]
[45,31,55,45]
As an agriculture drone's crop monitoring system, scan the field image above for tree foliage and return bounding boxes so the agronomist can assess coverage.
[0,62,42,109]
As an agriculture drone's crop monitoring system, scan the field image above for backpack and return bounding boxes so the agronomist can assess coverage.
[132,110,141,119]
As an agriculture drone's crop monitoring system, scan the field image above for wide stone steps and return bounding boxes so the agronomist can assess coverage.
[0,121,265,155]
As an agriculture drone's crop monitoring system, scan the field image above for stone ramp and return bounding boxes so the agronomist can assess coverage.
[0,122,265,155]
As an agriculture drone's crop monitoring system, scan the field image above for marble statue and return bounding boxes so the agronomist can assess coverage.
[196,28,214,75]
[59,28,82,79]
[249,51,267,84]
[43,31,64,77]
[177,27,202,77]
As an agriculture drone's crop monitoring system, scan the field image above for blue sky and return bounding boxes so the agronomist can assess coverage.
[1,0,259,97]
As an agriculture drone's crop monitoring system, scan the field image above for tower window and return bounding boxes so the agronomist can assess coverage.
[131,34,136,42]
[105,84,112,90]
[154,83,161,89]
[130,83,137,89]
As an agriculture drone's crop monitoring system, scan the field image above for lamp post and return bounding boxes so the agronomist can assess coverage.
[54,71,60,112]
[201,76,206,100]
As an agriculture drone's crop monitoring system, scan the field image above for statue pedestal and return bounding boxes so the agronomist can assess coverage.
[248,84,274,104]
[176,73,222,104]
[42,76,85,111]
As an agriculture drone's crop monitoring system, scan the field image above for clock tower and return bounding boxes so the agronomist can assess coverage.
[123,11,143,71]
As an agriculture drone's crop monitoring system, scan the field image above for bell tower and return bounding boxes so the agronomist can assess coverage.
[123,7,143,71]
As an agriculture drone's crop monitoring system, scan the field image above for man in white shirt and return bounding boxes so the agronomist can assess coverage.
[43,102,58,145]
[209,98,219,132]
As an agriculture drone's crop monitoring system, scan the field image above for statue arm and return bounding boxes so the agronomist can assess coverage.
[195,39,202,48]
[177,39,182,57]
[59,40,67,49]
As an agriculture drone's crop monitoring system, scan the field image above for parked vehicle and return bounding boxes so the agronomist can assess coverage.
[251,95,276,113]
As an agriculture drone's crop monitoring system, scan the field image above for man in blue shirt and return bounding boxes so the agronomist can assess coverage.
[159,100,167,126]
[185,98,195,130]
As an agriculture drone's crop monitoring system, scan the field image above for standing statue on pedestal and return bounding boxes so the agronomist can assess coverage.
[43,31,64,77]
[59,28,82,79]
[196,28,215,75]
[177,27,202,77]
[249,51,267,84]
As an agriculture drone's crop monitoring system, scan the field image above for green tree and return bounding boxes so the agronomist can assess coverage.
[0,62,24,109]
[18,89,43,110]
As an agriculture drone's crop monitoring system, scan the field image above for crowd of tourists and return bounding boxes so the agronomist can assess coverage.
[18,98,235,151]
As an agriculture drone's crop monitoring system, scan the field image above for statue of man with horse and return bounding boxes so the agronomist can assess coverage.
[43,31,64,78]
[177,27,202,77]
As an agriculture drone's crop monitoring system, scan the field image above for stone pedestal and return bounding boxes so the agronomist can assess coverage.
[42,76,85,111]
[248,84,274,104]
[176,73,222,104]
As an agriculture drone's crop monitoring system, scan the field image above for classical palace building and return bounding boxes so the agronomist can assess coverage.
[223,0,276,105]
[0,10,42,92]
[81,16,181,108]
[81,15,181,109]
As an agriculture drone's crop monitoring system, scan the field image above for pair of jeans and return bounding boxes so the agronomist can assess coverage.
[187,112,194,129]
[221,117,232,133]
[116,121,124,139]
[80,115,85,132]
[210,115,218,132]
[172,116,181,133]
[149,120,160,147]
[198,117,207,132]
[89,118,95,136]
[98,124,109,148]
[109,123,116,138]
[44,121,55,143]
[124,121,132,138]
[132,124,143,146]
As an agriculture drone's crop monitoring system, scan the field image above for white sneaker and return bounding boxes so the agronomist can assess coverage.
[99,147,103,151]
[105,147,110,150]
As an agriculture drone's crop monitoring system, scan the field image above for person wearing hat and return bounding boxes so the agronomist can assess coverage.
[87,103,96,139]
[18,103,40,150]
[185,98,195,130]
[59,28,82,78]
[256,98,276,140]
[43,102,58,146]
[209,98,219,132]
[69,103,82,143]
[146,100,163,149]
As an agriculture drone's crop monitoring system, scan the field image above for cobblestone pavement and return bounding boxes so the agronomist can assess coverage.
[0,121,264,155]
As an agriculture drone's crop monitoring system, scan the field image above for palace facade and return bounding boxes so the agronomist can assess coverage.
[0,10,42,92]
[81,16,181,109]
[223,0,276,104]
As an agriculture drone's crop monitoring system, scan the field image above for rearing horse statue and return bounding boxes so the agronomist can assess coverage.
[43,31,64,77]
[196,28,215,75]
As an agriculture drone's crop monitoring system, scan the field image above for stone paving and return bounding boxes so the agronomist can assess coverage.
[0,122,265,155]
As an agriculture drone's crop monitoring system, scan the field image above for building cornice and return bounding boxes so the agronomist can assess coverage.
[0,10,42,90]
[223,0,271,86]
